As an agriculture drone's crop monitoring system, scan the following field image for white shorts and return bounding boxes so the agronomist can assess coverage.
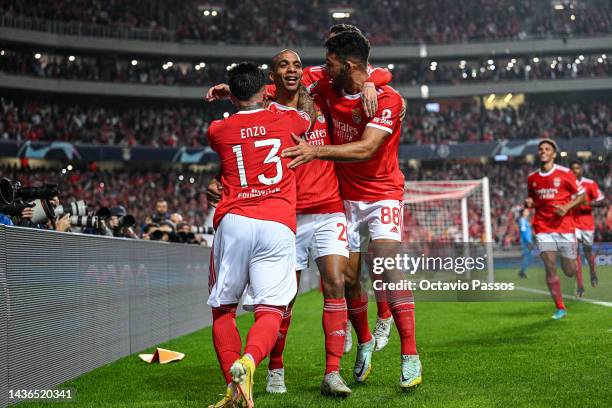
[295,212,349,270]
[344,199,403,252]
[535,232,577,259]
[207,214,297,308]
[575,229,595,247]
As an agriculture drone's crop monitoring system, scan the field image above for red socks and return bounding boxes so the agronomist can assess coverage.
[322,298,348,374]
[212,304,241,384]
[546,275,565,310]
[389,301,417,355]
[376,301,392,319]
[268,306,293,370]
[576,256,584,288]
[346,297,372,344]
[244,305,285,366]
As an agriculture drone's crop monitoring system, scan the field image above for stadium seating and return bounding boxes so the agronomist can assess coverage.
[2,0,611,44]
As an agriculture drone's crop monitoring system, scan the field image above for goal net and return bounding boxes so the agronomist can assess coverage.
[403,177,494,282]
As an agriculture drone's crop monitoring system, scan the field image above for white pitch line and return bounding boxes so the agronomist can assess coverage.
[515,286,612,308]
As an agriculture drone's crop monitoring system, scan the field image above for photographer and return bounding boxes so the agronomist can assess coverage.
[108,206,138,239]
[151,199,169,224]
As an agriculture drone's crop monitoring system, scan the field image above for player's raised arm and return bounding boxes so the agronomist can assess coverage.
[362,67,393,117]
[205,83,231,101]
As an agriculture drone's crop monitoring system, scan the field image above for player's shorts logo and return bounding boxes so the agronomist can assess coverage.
[352,109,362,124]
[553,177,561,187]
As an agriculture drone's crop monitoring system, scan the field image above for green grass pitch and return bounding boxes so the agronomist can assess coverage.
[22,266,612,408]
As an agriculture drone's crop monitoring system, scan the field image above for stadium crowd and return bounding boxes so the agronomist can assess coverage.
[1,0,611,45]
[1,97,610,147]
[402,100,612,144]
[2,49,611,87]
[1,159,610,247]
[0,97,231,147]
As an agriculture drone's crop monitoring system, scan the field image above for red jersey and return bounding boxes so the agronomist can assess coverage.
[265,64,392,99]
[208,108,311,232]
[312,81,405,201]
[268,99,344,214]
[572,177,605,230]
[527,164,585,234]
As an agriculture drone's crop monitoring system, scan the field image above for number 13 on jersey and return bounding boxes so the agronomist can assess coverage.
[232,138,283,187]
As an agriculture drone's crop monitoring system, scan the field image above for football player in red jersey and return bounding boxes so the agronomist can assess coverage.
[207,23,398,353]
[282,31,421,391]
[205,50,352,397]
[569,160,607,295]
[206,62,310,408]
[525,140,585,320]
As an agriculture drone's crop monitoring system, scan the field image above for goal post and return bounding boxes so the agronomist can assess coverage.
[403,177,495,282]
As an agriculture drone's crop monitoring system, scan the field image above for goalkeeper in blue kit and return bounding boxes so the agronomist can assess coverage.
[518,208,533,278]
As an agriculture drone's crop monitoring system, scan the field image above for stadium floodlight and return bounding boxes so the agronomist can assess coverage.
[131,60,138,66]
[487,94,495,103]
[579,55,584,60]
[560,151,568,157]
[167,61,174,67]
[223,112,229,118]
[68,55,75,62]
[203,10,210,16]
[330,8,353,19]
[260,63,268,70]
[552,1,565,11]
[533,57,539,63]
[487,59,493,65]
[34,53,41,59]
[67,165,73,171]
[420,85,429,99]
[404,178,494,282]
[570,14,576,20]
[0,50,4,56]
[387,63,395,70]
[597,58,603,63]
[189,177,195,184]
[504,93,512,103]
[603,54,607,59]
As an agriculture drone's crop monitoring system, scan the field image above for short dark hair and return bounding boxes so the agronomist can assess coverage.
[569,159,583,167]
[228,62,266,101]
[329,24,362,36]
[537,139,558,152]
[325,31,370,66]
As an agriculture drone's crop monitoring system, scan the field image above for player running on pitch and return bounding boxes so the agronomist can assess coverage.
[569,159,606,296]
[283,31,421,390]
[206,62,310,408]
[525,140,585,320]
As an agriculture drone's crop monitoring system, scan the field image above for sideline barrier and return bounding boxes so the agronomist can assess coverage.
[0,225,319,407]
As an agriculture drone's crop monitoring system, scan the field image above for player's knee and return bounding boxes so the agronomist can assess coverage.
[322,274,345,298]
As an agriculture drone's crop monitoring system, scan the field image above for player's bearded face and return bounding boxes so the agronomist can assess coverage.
[325,52,349,90]
[272,52,303,92]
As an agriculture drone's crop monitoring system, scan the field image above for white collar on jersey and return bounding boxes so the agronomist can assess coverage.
[341,89,362,99]
[235,108,266,114]
[538,164,557,177]
[269,102,297,111]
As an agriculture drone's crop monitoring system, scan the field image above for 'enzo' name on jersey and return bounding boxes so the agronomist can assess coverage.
[240,126,267,138]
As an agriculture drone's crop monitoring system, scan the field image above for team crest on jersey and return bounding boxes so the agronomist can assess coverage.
[553,177,561,187]
[352,109,362,124]
[317,112,326,123]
